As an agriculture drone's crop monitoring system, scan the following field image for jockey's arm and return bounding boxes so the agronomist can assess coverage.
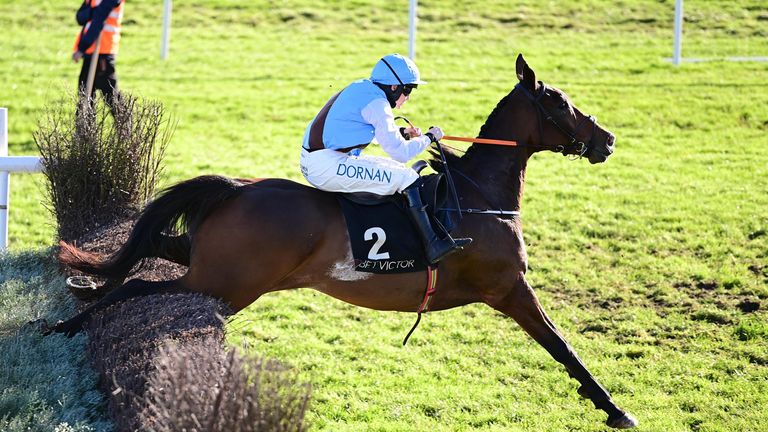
[361,98,431,163]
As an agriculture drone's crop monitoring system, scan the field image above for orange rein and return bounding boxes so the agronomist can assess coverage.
[441,135,518,147]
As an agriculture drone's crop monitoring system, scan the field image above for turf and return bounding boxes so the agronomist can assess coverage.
[0,251,112,432]
[1,0,766,430]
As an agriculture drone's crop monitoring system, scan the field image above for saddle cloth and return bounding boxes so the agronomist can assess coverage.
[335,173,457,274]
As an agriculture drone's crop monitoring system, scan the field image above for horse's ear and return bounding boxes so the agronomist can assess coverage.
[515,54,538,92]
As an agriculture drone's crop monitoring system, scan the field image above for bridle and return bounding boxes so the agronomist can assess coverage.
[397,84,602,218]
[515,82,598,159]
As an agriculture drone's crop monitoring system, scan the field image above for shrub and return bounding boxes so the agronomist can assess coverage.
[140,342,311,432]
[84,291,311,432]
[34,90,174,242]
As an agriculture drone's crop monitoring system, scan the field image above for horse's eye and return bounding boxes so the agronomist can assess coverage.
[559,101,568,110]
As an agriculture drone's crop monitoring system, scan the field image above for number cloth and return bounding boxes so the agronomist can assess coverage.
[335,196,429,274]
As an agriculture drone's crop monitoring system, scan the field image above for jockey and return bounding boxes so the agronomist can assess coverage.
[300,53,471,264]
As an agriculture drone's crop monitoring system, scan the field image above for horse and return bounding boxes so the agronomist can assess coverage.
[50,54,637,429]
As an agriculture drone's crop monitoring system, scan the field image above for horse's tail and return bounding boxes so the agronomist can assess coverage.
[58,175,245,278]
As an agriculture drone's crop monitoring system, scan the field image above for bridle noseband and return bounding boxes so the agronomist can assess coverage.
[515,82,597,159]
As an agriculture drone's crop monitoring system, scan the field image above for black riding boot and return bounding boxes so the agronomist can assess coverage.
[402,182,472,264]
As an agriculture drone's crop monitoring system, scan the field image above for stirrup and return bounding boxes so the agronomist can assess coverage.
[427,237,472,264]
[451,238,472,249]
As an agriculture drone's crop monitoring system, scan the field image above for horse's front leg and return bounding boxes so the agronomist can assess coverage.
[49,279,182,337]
[485,273,638,429]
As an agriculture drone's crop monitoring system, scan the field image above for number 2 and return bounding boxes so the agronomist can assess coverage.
[364,227,390,260]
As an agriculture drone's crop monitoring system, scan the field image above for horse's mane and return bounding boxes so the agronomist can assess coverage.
[428,88,516,172]
[477,89,515,139]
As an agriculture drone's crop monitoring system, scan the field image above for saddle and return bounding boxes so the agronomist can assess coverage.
[334,164,460,274]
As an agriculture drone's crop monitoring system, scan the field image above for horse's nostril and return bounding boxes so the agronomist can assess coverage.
[607,134,616,147]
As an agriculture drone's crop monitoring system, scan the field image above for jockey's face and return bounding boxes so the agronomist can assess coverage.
[391,85,410,109]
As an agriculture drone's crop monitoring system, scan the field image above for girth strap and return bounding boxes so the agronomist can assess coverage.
[402,265,439,345]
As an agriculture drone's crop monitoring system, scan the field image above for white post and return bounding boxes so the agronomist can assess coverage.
[673,0,683,65]
[0,109,43,251]
[161,0,172,60]
[0,107,9,250]
[408,0,417,60]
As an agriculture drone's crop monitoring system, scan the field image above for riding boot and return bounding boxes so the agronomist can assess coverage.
[402,182,472,264]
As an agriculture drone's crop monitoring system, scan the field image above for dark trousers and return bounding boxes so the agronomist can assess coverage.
[78,53,119,113]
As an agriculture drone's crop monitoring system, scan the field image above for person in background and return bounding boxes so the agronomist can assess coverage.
[72,0,124,113]
[300,53,471,264]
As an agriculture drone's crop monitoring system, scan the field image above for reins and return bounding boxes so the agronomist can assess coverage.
[433,139,463,221]
[438,83,597,159]
[441,135,518,147]
[394,116,522,218]
[434,139,521,218]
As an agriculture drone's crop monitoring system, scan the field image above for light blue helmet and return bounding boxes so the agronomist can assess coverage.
[370,54,427,85]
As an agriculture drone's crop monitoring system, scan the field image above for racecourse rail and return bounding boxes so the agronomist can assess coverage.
[0,107,43,250]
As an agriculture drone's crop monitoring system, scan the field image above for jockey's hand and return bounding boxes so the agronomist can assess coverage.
[425,126,444,143]
[72,51,84,63]
[404,126,422,139]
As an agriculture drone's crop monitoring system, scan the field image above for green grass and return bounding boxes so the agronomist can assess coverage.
[0,251,112,431]
[1,0,767,430]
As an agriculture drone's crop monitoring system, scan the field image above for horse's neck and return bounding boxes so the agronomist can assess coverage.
[460,90,537,211]
[461,147,529,212]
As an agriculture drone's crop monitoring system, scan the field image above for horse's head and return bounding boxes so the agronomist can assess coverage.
[515,54,615,164]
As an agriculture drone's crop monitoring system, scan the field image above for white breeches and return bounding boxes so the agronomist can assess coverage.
[300,148,419,195]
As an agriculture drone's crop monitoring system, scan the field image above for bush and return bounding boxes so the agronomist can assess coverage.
[84,290,311,432]
[34,90,174,242]
[140,342,311,432]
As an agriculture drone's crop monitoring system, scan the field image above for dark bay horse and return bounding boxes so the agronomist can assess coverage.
[53,54,637,428]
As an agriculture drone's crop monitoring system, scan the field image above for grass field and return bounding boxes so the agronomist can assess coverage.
[1,0,767,431]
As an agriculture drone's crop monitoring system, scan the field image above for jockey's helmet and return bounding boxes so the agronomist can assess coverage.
[370,54,427,86]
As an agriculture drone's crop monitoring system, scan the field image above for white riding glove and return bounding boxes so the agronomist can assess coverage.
[426,126,444,143]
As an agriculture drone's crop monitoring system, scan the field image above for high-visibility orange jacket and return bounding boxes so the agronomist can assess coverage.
[73,0,124,55]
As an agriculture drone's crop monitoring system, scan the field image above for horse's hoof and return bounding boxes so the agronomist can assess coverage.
[606,412,639,429]
[51,319,84,338]
[25,318,52,335]
[66,275,100,301]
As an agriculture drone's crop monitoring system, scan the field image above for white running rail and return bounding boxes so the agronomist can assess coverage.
[0,107,43,250]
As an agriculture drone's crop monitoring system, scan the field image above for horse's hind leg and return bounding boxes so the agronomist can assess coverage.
[66,234,190,302]
[487,275,638,429]
[50,279,182,337]
[155,234,191,266]
[96,235,191,298]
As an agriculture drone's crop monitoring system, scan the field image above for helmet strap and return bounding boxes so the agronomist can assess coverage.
[374,82,402,108]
